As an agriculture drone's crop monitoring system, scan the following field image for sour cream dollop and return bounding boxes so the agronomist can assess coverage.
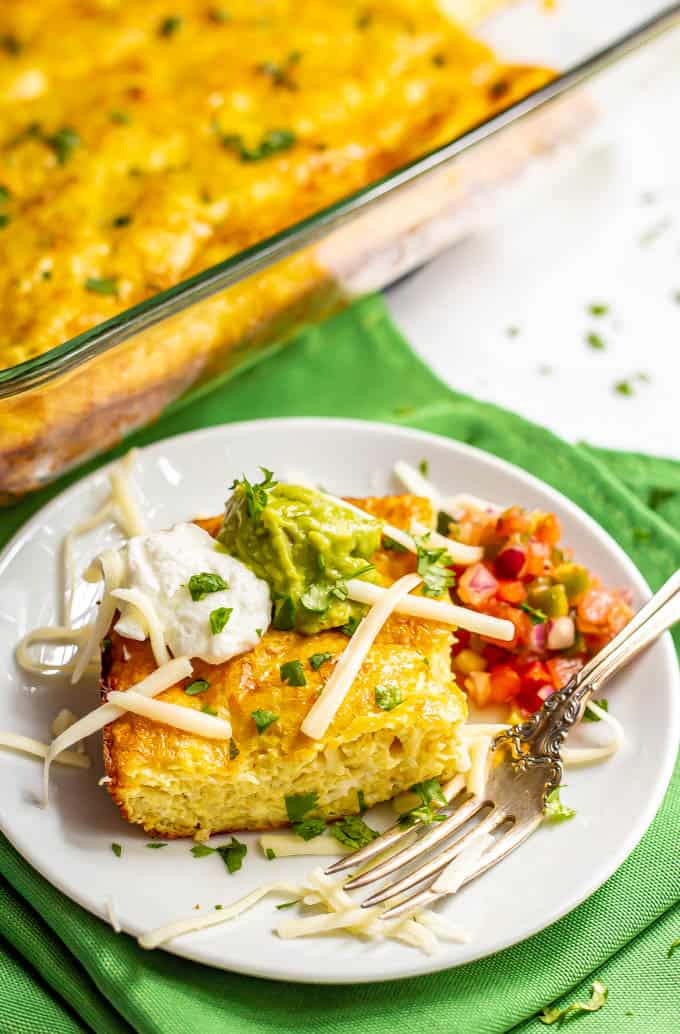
[111,523,271,663]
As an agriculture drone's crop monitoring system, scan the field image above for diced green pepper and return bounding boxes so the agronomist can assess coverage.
[527,583,569,618]
[553,563,589,601]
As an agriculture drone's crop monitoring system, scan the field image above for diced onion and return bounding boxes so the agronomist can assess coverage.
[259,832,351,857]
[346,579,514,641]
[106,690,232,740]
[0,732,90,769]
[43,657,192,805]
[138,883,302,950]
[301,573,422,739]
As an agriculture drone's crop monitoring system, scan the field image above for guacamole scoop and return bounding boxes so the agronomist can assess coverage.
[218,477,382,634]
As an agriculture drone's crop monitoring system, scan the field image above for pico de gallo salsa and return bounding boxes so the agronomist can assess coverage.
[444,503,633,715]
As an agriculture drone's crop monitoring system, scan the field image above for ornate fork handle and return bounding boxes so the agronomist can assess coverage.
[494,567,680,796]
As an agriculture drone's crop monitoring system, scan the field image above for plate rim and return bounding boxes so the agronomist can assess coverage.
[1,416,678,984]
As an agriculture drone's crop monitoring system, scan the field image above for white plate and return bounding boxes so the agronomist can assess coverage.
[0,418,677,984]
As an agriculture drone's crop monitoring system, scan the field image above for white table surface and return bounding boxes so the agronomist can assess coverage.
[387,9,680,459]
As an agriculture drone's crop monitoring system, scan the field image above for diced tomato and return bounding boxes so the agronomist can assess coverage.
[496,506,531,538]
[545,656,583,689]
[525,541,551,577]
[482,643,508,668]
[488,664,522,704]
[534,512,561,546]
[520,659,551,687]
[517,684,553,714]
[453,628,471,650]
[577,589,632,638]
[482,601,532,651]
[497,579,527,604]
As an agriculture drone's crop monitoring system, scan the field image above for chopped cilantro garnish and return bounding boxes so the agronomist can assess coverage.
[0,33,21,55]
[111,843,122,858]
[221,129,296,162]
[46,126,81,165]
[399,778,446,826]
[383,535,408,552]
[109,110,131,124]
[201,704,219,716]
[543,786,576,823]
[539,979,608,1025]
[276,899,300,910]
[159,15,183,36]
[418,459,429,477]
[586,332,605,350]
[214,904,223,910]
[217,836,247,874]
[356,12,372,28]
[280,660,306,686]
[273,596,295,630]
[414,534,455,597]
[292,817,326,840]
[357,788,367,813]
[0,185,10,202]
[230,467,277,521]
[339,615,360,637]
[374,684,403,711]
[436,510,454,536]
[330,815,379,849]
[587,302,609,316]
[251,709,279,734]
[300,583,331,613]
[615,379,634,396]
[113,214,132,227]
[506,326,520,337]
[0,214,10,228]
[187,571,229,601]
[285,792,318,822]
[520,602,547,625]
[184,679,209,696]
[146,842,167,849]
[229,738,239,760]
[85,276,118,296]
[583,699,608,722]
[265,847,276,860]
[191,843,216,858]
[255,628,263,638]
[309,652,332,671]
[256,51,301,90]
[208,7,230,22]
[209,607,232,634]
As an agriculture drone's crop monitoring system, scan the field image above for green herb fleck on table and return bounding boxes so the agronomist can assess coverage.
[614,380,634,397]
[184,679,209,696]
[414,534,455,597]
[587,302,609,316]
[217,837,247,874]
[85,276,118,296]
[543,786,575,823]
[251,709,279,734]
[539,979,608,1025]
[191,844,216,858]
[399,778,446,826]
[46,126,81,164]
[375,684,403,711]
[309,652,332,671]
[231,467,277,520]
[583,699,608,722]
[146,843,167,849]
[586,332,605,350]
[276,899,300,910]
[209,607,232,635]
[188,571,229,601]
[111,843,122,858]
[265,847,276,860]
[520,602,547,625]
[292,817,327,841]
[214,904,223,910]
[159,15,183,37]
[506,326,519,337]
[330,815,379,849]
[280,660,306,687]
[418,459,429,477]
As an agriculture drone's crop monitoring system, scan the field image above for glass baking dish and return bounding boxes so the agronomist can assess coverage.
[1,0,678,504]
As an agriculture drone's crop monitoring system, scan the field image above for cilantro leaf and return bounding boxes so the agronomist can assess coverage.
[46,126,81,164]
[583,699,608,722]
[265,847,276,860]
[374,684,403,711]
[340,614,360,637]
[383,535,408,553]
[273,596,295,630]
[414,534,455,597]
[209,607,232,634]
[184,679,209,696]
[280,660,306,686]
[159,15,183,36]
[285,792,318,822]
[539,979,608,1025]
[216,836,247,874]
[586,332,605,350]
[190,843,216,858]
[222,129,296,162]
[309,652,332,671]
[85,276,118,296]
[300,584,331,613]
[292,817,326,841]
[436,510,455,536]
[230,467,277,521]
[251,709,279,734]
[146,842,167,849]
[111,842,122,858]
[521,602,547,625]
[399,778,446,826]
[543,786,576,824]
[357,788,367,813]
[187,572,229,601]
[330,815,379,849]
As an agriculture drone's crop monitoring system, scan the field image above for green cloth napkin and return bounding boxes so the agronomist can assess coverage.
[1,296,678,1034]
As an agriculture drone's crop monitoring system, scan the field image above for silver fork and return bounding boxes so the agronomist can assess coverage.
[326,568,680,919]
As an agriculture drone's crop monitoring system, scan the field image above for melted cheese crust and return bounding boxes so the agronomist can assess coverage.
[103,494,469,837]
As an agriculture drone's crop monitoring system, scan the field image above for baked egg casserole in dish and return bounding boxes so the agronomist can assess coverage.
[0,0,566,501]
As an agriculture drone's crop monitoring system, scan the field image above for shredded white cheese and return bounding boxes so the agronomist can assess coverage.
[410,519,483,565]
[15,625,97,678]
[563,700,625,765]
[106,690,232,740]
[111,588,170,668]
[71,548,125,684]
[301,573,422,740]
[0,732,91,769]
[466,735,492,797]
[393,462,505,518]
[345,578,514,641]
[42,657,192,805]
[259,832,351,857]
